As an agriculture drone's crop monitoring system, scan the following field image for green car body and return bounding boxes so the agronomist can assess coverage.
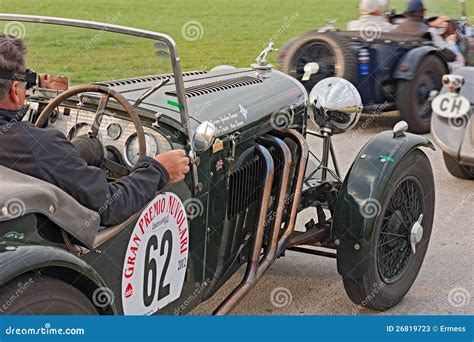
[0,14,437,315]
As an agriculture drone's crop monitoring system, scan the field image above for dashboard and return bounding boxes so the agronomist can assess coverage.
[48,105,173,168]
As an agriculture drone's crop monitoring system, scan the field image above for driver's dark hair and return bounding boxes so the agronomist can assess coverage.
[0,33,27,101]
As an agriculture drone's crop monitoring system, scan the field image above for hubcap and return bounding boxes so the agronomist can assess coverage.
[410,214,424,254]
[292,42,336,89]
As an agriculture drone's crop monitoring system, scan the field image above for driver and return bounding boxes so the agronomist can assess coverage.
[0,34,190,226]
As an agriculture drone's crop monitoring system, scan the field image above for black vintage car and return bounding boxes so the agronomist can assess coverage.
[0,14,436,315]
[279,30,457,135]
[279,0,474,135]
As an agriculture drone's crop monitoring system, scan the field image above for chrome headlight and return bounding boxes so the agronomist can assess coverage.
[193,121,217,152]
[309,77,363,134]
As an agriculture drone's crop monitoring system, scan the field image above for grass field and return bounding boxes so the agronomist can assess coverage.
[0,0,471,83]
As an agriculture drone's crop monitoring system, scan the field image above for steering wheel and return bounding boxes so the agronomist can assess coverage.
[35,84,146,176]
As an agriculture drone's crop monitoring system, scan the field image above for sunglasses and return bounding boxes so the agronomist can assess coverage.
[0,68,37,89]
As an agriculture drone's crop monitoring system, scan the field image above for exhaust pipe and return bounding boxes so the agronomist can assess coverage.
[213,129,308,315]
[213,144,274,315]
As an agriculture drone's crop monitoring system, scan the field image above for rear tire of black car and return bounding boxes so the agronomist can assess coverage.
[0,275,98,315]
[280,32,359,92]
[396,55,447,134]
[342,150,435,311]
[443,153,474,180]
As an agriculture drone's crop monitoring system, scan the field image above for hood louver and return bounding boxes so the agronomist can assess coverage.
[166,75,263,98]
[96,70,207,87]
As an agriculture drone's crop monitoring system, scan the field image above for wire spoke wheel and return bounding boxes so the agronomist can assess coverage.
[376,178,423,284]
[341,150,435,311]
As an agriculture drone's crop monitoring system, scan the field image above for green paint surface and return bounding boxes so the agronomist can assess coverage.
[167,100,184,110]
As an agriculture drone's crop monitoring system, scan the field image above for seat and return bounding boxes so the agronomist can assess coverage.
[0,166,100,248]
[0,166,143,253]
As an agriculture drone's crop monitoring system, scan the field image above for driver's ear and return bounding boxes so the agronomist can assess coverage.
[9,81,23,105]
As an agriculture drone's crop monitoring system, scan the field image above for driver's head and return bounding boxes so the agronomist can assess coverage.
[0,34,27,110]
[405,0,426,19]
[359,0,387,16]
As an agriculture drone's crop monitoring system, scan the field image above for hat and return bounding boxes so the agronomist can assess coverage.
[406,0,425,14]
[359,0,384,15]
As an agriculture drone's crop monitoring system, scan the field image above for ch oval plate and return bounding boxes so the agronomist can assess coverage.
[121,192,189,315]
[432,93,471,119]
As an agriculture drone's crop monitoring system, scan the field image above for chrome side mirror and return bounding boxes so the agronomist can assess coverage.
[193,121,217,152]
[309,77,363,134]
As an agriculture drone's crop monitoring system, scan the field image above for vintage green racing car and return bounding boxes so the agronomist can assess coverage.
[0,14,436,315]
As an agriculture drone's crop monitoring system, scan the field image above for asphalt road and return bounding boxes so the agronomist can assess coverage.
[192,112,474,315]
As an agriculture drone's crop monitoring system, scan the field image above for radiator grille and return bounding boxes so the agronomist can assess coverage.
[227,156,265,218]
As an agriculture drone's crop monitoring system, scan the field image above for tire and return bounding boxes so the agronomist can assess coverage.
[280,32,359,92]
[397,55,447,134]
[342,150,435,311]
[443,153,474,180]
[0,275,98,315]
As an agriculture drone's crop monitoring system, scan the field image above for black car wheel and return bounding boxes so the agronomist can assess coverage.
[443,153,474,180]
[342,150,435,311]
[280,32,358,92]
[397,55,447,134]
[0,275,98,315]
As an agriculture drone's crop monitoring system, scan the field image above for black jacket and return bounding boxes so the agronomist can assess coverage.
[0,107,170,226]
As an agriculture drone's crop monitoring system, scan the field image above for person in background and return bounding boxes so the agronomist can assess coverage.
[347,0,394,32]
[391,0,428,37]
[427,16,466,69]
[392,1,465,68]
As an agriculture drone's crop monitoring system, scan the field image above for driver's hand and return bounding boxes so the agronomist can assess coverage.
[154,149,190,183]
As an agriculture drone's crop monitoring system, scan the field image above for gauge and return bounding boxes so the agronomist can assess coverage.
[106,123,122,140]
[124,133,159,167]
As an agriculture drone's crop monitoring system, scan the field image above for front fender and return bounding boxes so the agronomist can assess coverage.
[0,242,106,293]
[332,131,435,278]
[394,46,441,80]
